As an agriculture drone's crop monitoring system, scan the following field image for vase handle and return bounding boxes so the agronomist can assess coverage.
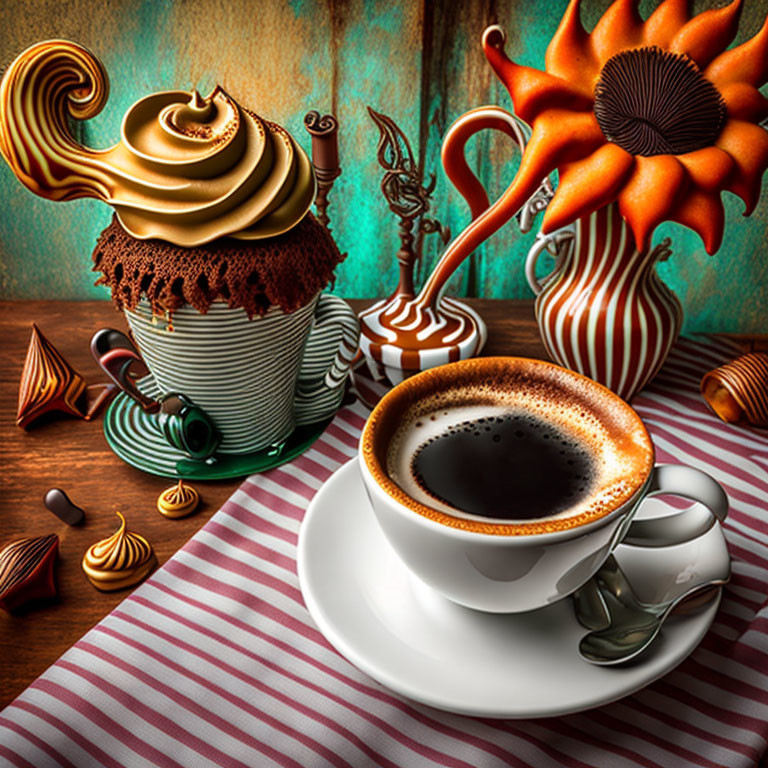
[525,229,574,295]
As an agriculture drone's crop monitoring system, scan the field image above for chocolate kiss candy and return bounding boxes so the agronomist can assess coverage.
[17,325,87,429]
[0,534,59,612]
[82,512,156,591]
[44,488,85,525]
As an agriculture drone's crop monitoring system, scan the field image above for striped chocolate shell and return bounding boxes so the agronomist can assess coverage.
[17,324,86,429]
[701,353,768,427]
[0,534,59,612]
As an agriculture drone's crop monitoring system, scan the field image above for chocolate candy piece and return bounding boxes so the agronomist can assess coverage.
[701,353,768,427]
[83,382,118,421]
[82,512,156,591]
[17,325,87,429]
[0,534,59,612]
[44,488,85,526]
[157,479,200,519]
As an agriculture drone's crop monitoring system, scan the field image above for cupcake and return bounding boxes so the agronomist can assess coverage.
[0,40,360,456]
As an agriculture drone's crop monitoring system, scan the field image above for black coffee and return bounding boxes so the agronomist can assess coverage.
[411,413,594,520]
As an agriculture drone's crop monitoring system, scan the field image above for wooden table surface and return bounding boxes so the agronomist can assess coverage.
[0,298,549,709]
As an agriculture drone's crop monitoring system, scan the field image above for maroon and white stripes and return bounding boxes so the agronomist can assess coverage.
[1,336,767,768]
[533,203,683,402]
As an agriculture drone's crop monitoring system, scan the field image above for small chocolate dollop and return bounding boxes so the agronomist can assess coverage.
[44,488,85,526]
[82,512,156,591]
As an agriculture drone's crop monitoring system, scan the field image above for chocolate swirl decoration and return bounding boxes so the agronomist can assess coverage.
[157,479,200,519]
[594,47,727,157]
[303,111,339,171]
[82,512,156,591]
[17,324,87,429]
[0,40,316,246]
[0,534,59,612]
[701,353,768,427]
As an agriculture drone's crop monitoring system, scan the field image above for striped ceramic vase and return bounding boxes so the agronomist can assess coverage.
[526,203,683,402]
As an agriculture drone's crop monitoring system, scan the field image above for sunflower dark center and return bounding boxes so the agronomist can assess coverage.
[593,46,727,157]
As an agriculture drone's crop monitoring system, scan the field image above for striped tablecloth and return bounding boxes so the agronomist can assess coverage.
[2,336,767,768]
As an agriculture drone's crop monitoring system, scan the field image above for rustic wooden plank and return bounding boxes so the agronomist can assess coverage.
[326,0,426,299]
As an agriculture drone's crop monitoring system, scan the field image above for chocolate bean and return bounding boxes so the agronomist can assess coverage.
[44,488,85,526]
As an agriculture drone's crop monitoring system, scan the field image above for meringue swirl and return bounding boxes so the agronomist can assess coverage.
[82,511,156,591]
[0,40,315,246]
[157,479,200,519]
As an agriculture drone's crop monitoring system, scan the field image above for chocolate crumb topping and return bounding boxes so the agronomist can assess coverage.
[594,46,727,157]
[92,213,345,318]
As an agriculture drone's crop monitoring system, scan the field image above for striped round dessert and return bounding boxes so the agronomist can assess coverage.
[701,352,768,427]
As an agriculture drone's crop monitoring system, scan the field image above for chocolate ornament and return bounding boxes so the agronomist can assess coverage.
[44,488,85,525]
[17,325,86,429]
[0,534,59,612]
[303,111,341,231]
[157,479,200,518]
[701,353,768,427]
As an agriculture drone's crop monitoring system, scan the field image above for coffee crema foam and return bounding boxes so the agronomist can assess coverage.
[388,405,599,522]
[362,358,654,535]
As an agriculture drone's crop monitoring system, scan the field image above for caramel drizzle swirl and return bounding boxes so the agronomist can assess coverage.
[0,40,315,246]
[17,324,86,428]
[82,512,156,590]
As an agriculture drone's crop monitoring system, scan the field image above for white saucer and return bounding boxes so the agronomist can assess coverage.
[298,460,729,719]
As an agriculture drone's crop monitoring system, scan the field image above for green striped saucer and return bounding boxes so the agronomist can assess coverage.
[103,375,330,480]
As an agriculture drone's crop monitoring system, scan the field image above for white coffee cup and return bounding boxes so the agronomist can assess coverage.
[359,357,728,613]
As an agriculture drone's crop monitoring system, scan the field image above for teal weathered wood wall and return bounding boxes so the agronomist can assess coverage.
[1,0,766,332]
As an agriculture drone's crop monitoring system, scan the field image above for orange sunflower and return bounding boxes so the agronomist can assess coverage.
[482,0,768,253]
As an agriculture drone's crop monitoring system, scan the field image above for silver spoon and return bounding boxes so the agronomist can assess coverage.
[577,556,728,665]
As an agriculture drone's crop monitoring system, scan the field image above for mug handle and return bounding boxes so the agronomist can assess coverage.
[617,464,728,548]
[294,294,360,425]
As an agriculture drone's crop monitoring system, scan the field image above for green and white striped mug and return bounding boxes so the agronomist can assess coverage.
[124,293,360,455]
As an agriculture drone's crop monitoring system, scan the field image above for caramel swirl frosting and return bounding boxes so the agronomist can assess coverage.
[0,40,315,246]
[82,512,156,591]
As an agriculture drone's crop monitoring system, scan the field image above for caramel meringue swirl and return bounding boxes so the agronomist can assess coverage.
[157,479,200,519]
[82,511,156,591]
[0,40,315,246]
